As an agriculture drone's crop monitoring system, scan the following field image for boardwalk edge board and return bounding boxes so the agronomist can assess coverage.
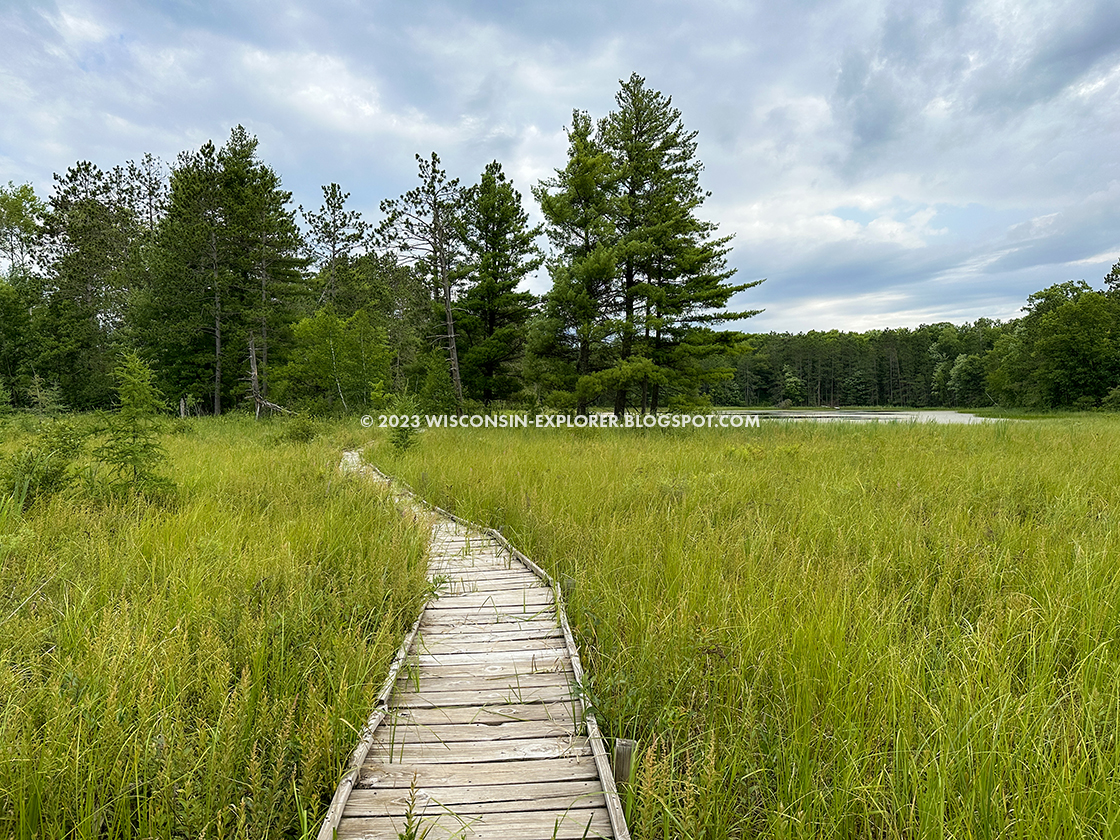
[318,452,631,840]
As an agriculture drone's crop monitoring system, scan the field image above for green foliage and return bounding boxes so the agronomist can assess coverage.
[532,77,760,415]
[273,308,391,413]
[276,414,321,444]
[0,380,11,414]
[26,373,66,415]
[93,352,171,493]
[532,113,620,413]
[987,282,1120,408]
[781,364,807,405]
[947,352,988,406]
[387,393,421,452]
[1102,385,1120,412]
[300,183,369,307]
[378,152,466,411]
[137,126,306,415]
[455,161,541,406]
[418,352,458,415]
[0,418,86,508]
[0,181,44,280]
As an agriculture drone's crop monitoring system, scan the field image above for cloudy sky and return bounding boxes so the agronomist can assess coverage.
[2,0,1118,332]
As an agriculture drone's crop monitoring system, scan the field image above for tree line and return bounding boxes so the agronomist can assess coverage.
[2,71,1118,417]
[0,74,757,418]
[705,273,1120,410]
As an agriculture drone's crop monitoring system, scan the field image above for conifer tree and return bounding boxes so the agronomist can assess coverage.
[301,183,369,307]
[139,127,303,413]
[95,351,168,487]
[378,153,465,412]
[600,73,760,413]
[531,111,619,413]
[455,161,542,407]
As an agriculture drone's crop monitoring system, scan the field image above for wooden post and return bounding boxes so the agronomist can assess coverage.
[613,738,636,788]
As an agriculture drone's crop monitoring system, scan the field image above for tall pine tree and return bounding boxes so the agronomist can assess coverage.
[531,111,620,413]
[138,127,304,413]
[600,73,759,413]
[377,153,466,412]
[455,161,541,407]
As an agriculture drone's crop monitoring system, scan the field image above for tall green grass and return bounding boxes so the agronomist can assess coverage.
[378,417,1120,839]
[0,416,428,839]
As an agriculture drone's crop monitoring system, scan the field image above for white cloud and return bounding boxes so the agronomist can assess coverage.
[1,0,1118,332]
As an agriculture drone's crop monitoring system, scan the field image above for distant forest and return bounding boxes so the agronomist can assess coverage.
[708,280,1120,409]
[2,73,1119,416]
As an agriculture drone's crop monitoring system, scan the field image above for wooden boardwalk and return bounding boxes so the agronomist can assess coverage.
[320,456,628,840]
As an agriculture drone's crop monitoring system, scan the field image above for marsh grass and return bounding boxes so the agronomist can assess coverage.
[0,416,428,839]
[377,417,1120,838]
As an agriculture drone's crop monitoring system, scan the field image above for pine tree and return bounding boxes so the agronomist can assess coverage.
[531,111,620,413]
[600,74,760,413]
[301,183,369,307]
[455,161,542,407]
[139,127,304,413]
[95,351,170,491]
[36,162,141,408]
[377,153,466,413]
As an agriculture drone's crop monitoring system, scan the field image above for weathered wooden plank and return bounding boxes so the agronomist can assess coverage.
[432,577,542,586]
[395,673,572,696]
[419,613,559,630]
[432,558,512,569]
[345,785,606,815]
[398,663,570,684]
[390,701,580,727]
[408,655,569,675]
[361,717,577,744]
[418,615,559,629]
[414,636,566,655]
[437,576,547,593]
[358,756,597,788]
[428,562,515,573]
[370,734,591,764]
[344,792,604,819]
[415,625,564,644]
[336,808,612,840]
[427,590,555,609]
[392,683,574,708]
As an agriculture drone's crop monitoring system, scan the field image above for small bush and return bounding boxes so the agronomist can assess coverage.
[1102,385,1120,412]
[277,415,320,444]
[388,394,421,452]
[0,418,87,508]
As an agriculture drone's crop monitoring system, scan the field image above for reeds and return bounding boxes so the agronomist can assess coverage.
[380,417,1120,838]
[0,416,428,839]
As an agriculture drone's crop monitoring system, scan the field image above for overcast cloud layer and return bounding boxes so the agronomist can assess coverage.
[2,0,1118,331]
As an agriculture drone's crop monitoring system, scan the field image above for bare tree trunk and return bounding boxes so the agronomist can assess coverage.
[260,270,270,399]
[213,282,222,416]
[328,333,349,413]
[435,205,464,414]
[249,332,262,420]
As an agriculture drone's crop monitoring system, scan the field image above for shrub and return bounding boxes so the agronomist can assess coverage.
[0,418,86,508]
[1102,385,1120,412]
[277,415,320,444]
[388,393,421,452]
